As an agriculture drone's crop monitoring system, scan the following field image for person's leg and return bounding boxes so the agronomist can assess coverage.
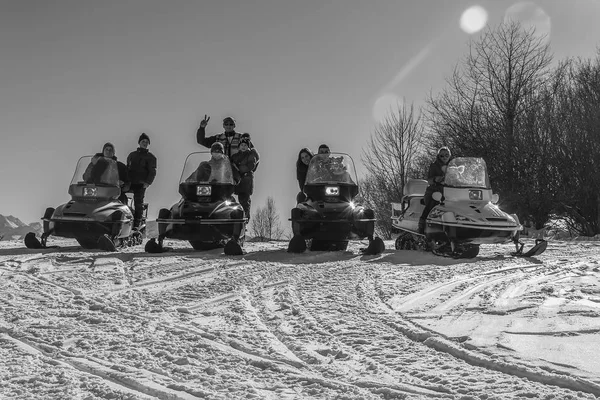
[132,184,147,229]
[419,188,434,234]
[238,192,251,221]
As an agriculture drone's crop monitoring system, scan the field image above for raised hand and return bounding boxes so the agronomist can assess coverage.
[200,114,210,128]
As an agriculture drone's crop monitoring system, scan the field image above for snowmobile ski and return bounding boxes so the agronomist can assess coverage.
[512,239,547,257]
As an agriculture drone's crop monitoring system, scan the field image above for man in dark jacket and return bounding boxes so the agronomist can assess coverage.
[196,115,257,158]
[126,133,157,229]
[418,146,451,234]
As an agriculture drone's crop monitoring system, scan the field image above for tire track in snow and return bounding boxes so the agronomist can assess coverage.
[0,331,202,400]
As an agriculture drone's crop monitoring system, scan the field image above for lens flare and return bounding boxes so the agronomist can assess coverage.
[460,5,488,34]
[372,93,402,122]
[504,2,551,43]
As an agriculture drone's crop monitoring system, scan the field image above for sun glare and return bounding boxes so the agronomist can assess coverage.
[460,5,488,34]
[372,94,401,122]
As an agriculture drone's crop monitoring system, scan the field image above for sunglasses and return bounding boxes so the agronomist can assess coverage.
[439,154,450,158]
[212,149,223,154]
[223,122,235,126]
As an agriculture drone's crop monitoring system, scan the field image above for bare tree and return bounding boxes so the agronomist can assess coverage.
[359,101,425,238]
[427,21,555,225]
[550,54,600,234]
[249,196,285,241]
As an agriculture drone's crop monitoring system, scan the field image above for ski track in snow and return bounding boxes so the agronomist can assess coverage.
[1,238,599,399]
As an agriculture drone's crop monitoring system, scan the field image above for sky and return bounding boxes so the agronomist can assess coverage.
[1,0,600,226]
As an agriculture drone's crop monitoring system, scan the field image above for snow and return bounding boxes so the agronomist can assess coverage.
[1,237,600,399]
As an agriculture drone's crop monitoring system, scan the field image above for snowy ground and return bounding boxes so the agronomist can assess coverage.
[1,237,600,399]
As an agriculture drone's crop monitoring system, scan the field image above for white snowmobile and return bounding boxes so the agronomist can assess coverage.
[391,157,547,258]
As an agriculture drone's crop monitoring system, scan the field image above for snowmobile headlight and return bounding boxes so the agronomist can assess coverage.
[83,187,97,197]
[196,185,212,196]
[469,190,483,201]
[325,186,340,196]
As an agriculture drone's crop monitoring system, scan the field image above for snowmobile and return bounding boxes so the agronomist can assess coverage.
[24,155,144,252]
[287,152,385,255]
[390,157,547,258]
[144,152,246,255]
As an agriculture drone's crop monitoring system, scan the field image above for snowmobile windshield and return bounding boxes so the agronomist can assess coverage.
[180,152,235,185]
[443,157,490,189]
[305,153,357,185]
[73,155,120,187]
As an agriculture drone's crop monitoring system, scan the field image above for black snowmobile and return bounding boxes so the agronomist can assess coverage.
[391,157,547,258]
[287,153,384,254]
[144,151,246,255]
[24,155,143,251]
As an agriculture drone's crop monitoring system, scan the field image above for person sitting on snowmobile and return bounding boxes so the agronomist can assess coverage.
[296,147,314,203]
[317,144,330,155]
[186,142,232,183]
[83,142,130,203]
[418,146,451,234]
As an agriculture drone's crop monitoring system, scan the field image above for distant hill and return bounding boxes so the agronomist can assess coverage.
[0,215,42,241]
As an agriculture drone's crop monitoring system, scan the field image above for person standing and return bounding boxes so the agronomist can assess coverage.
[418,146,451,234]
[295,147,314,203]
[196,115,254,158]
[126,133,157,230]
[230,137,259,221]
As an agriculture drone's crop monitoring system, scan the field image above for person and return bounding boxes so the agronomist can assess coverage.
[126,133,157,230]
[196,115,256,158]
[230,137,259,220]
[296,148,314,202]
[186,142,230,183]
[418,146,451,234]
[83,142,130,203]
[317,144,330,155]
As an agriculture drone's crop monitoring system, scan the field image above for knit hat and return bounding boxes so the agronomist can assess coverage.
[102,142,115,152]
[222,116,236,125]
[211,142,224,153]
[240,137,251,147]
[138,132,150,144]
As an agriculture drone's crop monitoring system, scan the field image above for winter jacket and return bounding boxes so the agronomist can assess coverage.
[427,159,448,186]
[126,148,157,185]
[230,148,259,195]
[196,128,246,158]
[83,153,130,191]
[296,162,309,191]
